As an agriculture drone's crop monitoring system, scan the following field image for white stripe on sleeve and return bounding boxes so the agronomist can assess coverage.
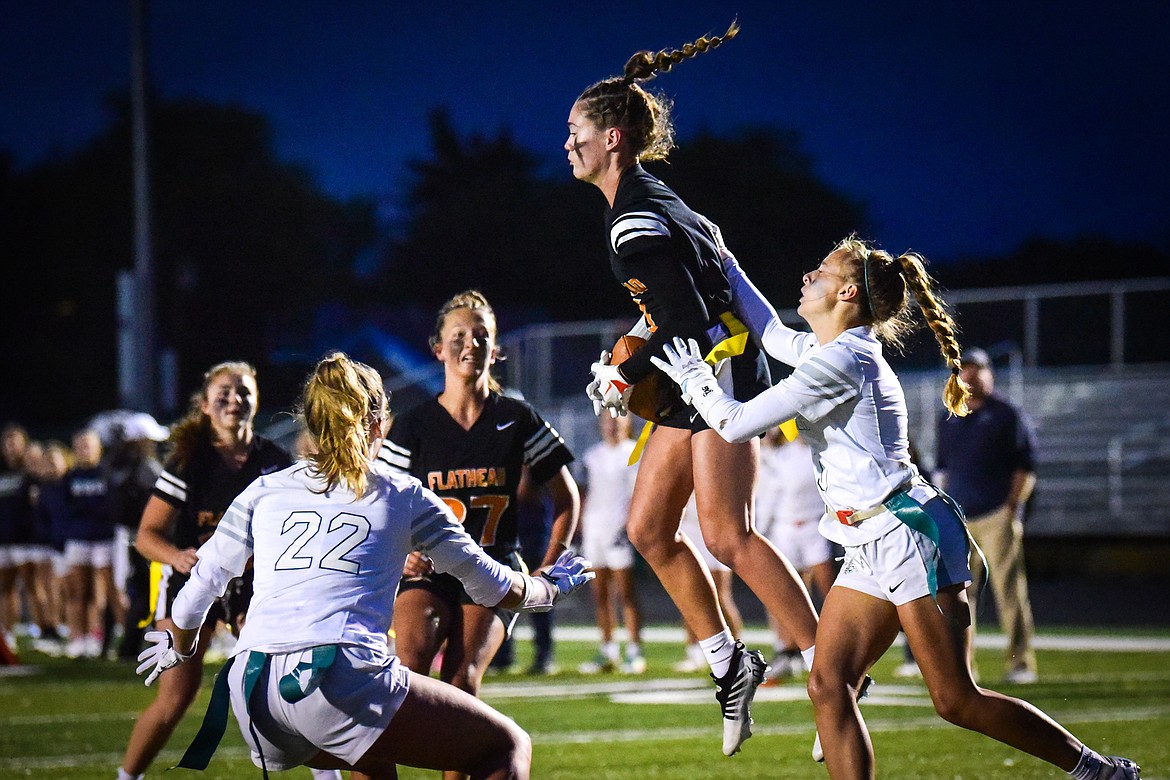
[610,211,669,253]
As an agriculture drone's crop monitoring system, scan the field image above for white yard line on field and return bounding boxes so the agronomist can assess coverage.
[7,706,1170,770]
[513,625,1170,653]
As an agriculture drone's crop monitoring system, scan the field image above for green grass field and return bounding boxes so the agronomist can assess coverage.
[3,627,1167,779]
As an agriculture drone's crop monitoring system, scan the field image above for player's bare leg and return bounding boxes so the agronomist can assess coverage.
[346,671,530,779]
[903,584,1083,770]
[692,430,818,651]
[624,425,725,639]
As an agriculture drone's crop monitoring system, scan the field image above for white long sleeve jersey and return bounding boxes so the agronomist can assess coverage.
[705,262,921,546]
[171,461,513,656]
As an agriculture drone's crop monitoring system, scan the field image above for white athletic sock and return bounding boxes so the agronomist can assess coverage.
[699,630,736,678]
[600,640,620,660]
[310,770,343,780]
[1069,744,1107,779]
[801,645,816,671]
[116,770,144,780]
[624,642,641,658]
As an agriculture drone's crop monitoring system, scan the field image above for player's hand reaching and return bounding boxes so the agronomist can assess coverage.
[651,337,717,405]
[538,550,595,597]
[516,550,595,613]
[589,352,631,418]
[136,629,197,686]
[403,551,435,578]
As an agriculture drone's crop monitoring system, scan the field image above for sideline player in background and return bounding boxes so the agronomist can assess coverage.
[652,232,1141,779]
[756,428,835,683]
[118,361,292,780]
[567,21,818,755]
[576,413,645,675]
[134,351,593,779]
[372,291,578,780]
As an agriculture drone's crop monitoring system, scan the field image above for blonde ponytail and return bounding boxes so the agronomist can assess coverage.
[300,352,388,498]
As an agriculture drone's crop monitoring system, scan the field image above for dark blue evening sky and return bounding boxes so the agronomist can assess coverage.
[3,1,1167,261]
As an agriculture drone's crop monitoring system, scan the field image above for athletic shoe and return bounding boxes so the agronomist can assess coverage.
[893,661,922,679]
[83,633,103,658]
[64,638,87,659]
[1097,756,1141,780]
[712,641,767,756]
[812,674,874,762]
[577,653,617,674]
[1005,667,1038,684]
[620,653,647,674]
[763,650,803,685]
[32,638,64,657]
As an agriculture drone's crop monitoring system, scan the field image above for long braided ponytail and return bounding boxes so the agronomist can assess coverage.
[836,237,971,417]
[574,20,740,162]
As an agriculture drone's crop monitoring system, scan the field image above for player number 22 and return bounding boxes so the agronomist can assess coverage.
[274,511,371,573]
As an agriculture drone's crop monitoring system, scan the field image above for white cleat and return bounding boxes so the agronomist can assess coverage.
[713,642,767,757]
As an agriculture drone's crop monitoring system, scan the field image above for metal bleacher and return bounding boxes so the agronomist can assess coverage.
[900,364,1170,538]
[492,278,1170,540]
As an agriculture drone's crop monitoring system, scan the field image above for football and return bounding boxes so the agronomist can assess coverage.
[608,335,668,422]
[610,335,646,365]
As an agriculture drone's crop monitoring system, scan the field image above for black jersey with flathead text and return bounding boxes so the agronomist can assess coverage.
[377,393,573,559]
[152,435,292,550]
[606,164,739,383]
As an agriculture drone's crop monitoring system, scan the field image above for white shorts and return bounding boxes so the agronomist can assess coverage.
[229,644,411,771]
[0,544,51,566]
[766,519,833,572]
[834,496,971,606]
[113,526,133,593]
[679,512,729,573]
[581,520,635,571]
[63,539,114,569]
[51,551,70,578]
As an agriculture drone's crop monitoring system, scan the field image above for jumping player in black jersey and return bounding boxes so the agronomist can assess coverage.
[118,361,292,780]
[370,291,579,780]
[566,22,819,757]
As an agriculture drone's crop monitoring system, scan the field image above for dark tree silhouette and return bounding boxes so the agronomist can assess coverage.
[380,114,865,328]
[0,95,378,428]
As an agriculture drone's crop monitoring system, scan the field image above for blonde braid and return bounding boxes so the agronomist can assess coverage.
[576,20,739,163]
[623,20,741,82]
[896,253,971,417]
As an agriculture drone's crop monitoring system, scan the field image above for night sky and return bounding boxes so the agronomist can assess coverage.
[3,1,1168,262]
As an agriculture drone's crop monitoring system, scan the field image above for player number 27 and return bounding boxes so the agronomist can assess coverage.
[274,511,371,573]
[441,495,509,547]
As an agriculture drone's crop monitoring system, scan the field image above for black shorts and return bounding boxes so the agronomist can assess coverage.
[657,340,771,432]
[150,561,249,633]
[397,549,526,635]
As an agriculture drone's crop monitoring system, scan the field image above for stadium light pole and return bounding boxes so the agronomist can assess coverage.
[125,0,156,413]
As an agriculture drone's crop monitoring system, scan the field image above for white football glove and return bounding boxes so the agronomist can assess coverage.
[585,351,607,416]
[589,351,632,418]
[518,550,595,612]
[136,629,197,686]
[650,337,718,405]
[541,549,595,595]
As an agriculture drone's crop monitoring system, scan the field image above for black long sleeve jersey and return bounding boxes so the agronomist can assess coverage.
[606,164,770,425]
[377,392,573,560]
